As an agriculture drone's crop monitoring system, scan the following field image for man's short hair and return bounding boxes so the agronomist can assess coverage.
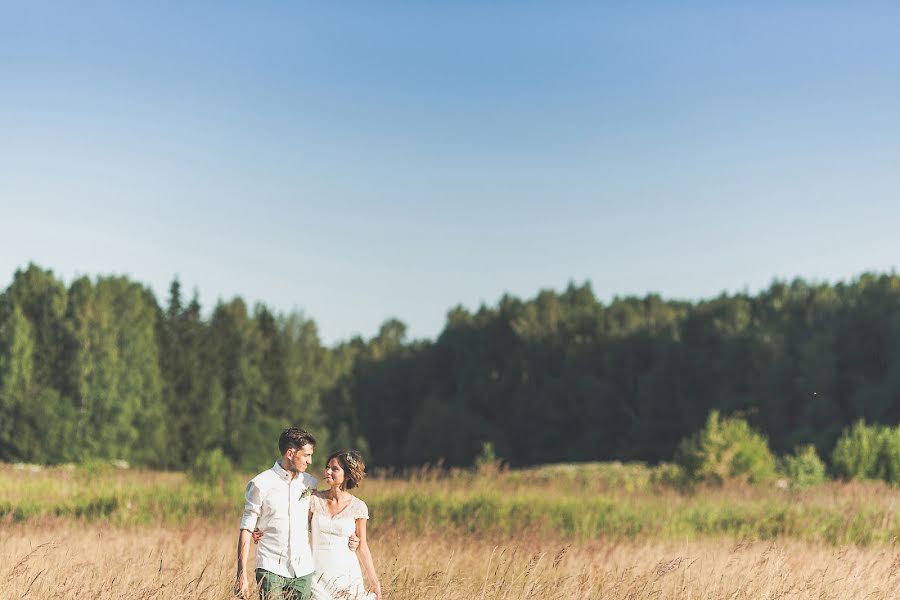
[279,427,316,454]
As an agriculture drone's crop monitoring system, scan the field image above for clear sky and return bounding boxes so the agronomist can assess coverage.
[2,2,899,345]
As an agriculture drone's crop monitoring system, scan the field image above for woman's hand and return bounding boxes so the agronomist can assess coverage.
[372,581,382,600]
[251,528,263,544]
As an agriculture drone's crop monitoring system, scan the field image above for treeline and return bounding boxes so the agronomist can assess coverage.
[1,263,899,471]
[0,265,356,470]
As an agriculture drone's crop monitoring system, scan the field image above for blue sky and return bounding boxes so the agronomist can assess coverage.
[2,2,899,344]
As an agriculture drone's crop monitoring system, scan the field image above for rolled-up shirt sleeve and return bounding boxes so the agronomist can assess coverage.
[239,480,263,531]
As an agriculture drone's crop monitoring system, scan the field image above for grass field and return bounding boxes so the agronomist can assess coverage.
[3,462,900,598]
[3,522,899,599]
[4,462,900,545]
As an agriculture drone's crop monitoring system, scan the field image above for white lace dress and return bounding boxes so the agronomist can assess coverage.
[310,493,375,600]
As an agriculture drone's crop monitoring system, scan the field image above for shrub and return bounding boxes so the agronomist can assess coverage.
[832,420,881,480]
[675,411,777,485]
[832,420,900,485]
[649,462,688,488]
[474,441,503,475]
[190,448,233,486]
[77,458,115,478]
[874,426,900,485]
[781,444,827,488]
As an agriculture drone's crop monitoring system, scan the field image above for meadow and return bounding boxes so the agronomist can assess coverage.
[3,462,900,598]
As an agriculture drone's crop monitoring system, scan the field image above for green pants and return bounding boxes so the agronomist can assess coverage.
[255,569,313,600]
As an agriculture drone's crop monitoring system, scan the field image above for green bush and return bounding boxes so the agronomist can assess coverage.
[649,462,688,488]
[190,448,233,486]
[832,420,880,480]
[474,441,503,475]
[781,444,826,488]
[675,411,777,485]
[875,426,900,485]
[77,458,116,478]
[832,421,900,484]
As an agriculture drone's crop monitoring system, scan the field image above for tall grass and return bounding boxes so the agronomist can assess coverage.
[3,462,900,545]
[3,522,899,599]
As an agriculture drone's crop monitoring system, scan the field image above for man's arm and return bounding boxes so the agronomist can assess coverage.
[236,480,263,598]
[235,529,253,599]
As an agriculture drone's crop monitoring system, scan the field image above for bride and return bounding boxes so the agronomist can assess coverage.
[254,449,381,600]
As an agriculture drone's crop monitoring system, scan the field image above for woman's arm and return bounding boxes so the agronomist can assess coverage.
[355,518,381,600]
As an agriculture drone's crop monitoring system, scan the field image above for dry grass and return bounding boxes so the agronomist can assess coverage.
[4,464,900,598]
[3,521,899,599]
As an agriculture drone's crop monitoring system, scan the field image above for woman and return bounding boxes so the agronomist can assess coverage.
[254,450,381,600]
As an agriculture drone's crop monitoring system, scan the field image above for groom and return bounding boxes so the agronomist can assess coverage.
[235,427,359,600]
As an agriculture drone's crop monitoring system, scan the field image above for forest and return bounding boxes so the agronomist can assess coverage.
[2,263,898,472]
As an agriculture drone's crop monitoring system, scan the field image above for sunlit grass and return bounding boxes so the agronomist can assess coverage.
[3,521,899,599]
[3,462,900,545]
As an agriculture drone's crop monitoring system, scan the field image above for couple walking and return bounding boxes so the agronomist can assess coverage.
[235,427,381,600]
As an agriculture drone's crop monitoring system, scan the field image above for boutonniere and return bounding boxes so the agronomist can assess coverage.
[299,487,312,501]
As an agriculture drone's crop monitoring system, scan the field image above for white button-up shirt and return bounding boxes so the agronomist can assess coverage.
[240,462,316,578]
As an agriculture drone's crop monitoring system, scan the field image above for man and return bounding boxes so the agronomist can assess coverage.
[235,427,359,600]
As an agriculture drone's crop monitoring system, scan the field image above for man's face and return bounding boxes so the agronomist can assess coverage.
[286,443,314,473]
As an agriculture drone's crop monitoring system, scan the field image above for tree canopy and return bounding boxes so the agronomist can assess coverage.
[2,263,899,471]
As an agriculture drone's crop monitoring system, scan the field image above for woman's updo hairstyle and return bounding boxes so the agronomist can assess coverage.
[328,449,366,490]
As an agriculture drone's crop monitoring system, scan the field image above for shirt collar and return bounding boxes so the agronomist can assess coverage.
[272,461,297,481]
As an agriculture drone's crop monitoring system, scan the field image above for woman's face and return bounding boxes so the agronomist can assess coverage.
[324,457,345,488]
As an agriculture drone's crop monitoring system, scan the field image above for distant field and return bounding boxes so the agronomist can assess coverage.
[3,461,900,546]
